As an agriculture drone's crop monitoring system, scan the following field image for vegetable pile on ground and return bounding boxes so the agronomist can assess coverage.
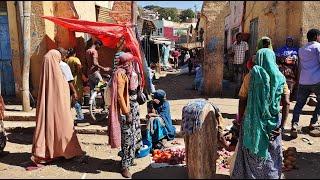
[216,148,233,170]
[283,147,298,171]
[151,148,186,165]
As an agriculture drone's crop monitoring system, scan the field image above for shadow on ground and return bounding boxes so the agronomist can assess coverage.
[155,73,237,101]
[0,150,120,174]
[132,165,188,179]
[282,152,320,179]
[7,133,33,145]
[132,165,230,179]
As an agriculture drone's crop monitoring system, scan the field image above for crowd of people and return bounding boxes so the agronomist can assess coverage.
[0,38,177,178]
[225,29,320,179]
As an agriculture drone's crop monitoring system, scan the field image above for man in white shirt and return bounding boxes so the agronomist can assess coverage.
[57,48,84,121]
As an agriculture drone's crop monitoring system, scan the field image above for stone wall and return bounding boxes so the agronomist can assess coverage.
[202,1,230,97]
[108,1,132,24]
[29,1,48,97]
[300,1,320,45]
[243,1,303,50]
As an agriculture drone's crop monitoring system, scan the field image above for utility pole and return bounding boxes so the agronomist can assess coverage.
[194,4,197,19]
[21,1,31,112]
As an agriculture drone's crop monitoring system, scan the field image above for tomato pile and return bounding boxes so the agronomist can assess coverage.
[152,148,186,165]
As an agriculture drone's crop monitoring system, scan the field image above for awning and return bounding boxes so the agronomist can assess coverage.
[42,16,146,87]
[150,37,172,45]
[176,42,203,50]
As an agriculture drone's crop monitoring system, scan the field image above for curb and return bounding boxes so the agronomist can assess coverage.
[4,116,35,121]
[4,116,183,125]
[4,125,185,138]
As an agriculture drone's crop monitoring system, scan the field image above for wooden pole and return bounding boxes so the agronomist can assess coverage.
[17,1,24,71]
[157,43,162,74]
[22,1,31,112]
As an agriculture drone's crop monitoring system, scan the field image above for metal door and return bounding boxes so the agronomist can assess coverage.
[0,15,15,96]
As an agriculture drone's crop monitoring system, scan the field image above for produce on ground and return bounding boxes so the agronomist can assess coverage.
[216,148,233,170]
[151,148,185,165]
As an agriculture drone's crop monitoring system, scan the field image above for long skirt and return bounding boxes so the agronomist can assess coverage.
[231,119,283,179]
[120,94,142,169]
[130,95,143,154]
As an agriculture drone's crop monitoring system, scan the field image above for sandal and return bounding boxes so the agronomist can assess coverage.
[301,137,313,145]
[25,162,44,171]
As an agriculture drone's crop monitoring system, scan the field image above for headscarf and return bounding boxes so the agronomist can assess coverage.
[31,49,83,162]
[153,89,166,103]
[275,36,299,58]
[257,36,273,51]
[152,89,176,140]
[109,52,136,148]
[243,48,285,159]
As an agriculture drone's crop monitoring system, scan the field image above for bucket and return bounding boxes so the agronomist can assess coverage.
[136,139,152,158]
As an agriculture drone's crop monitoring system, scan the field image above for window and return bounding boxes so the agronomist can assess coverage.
[159,28,162,34]
[231,27,240,43]
[249,18,259,56]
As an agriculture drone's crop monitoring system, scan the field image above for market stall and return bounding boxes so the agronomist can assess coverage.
[42,16,149,91]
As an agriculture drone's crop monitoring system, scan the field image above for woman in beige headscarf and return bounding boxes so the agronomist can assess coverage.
[26,49,85,170]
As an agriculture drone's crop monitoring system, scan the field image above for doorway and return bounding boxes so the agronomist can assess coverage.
[0,2,15,96]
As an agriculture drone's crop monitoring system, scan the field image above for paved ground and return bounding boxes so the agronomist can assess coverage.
[1,70,320,179]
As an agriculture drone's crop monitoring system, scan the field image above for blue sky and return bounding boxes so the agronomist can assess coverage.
[138,1,203,11]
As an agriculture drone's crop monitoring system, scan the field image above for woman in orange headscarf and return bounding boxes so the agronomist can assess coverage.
[27,49,85,170]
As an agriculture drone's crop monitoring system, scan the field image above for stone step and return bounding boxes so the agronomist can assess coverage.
[2,121,185,138]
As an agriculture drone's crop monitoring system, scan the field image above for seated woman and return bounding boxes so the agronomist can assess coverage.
[145,89,176,149]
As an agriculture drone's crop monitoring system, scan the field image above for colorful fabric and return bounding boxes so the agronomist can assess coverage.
[275,45,298,58]
[120,114,135,168]
[231,119,282,179]
[152,90,176,140]
[145,116,167,145]
[242,48,285,159]
[238,73,290,98]
[130,94,143,154]
[161,45,171,68]
[232,41,249,64]
[109,69,129,148]
[181,99,219,135]
[42,16,146,88]
[112,51,124,73]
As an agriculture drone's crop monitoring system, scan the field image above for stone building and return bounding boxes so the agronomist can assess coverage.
[243,1,320,55]
[1,1,134,98]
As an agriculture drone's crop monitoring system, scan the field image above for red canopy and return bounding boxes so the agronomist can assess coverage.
[42,16,145,87]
